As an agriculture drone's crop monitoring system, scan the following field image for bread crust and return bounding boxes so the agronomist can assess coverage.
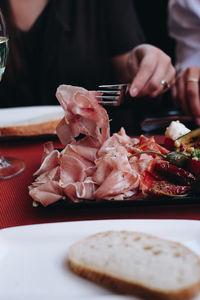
[0,119,61,136]
[68,259,200,300]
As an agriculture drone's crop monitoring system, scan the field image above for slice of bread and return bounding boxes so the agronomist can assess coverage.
[0,106,64,136]
[68,231,200,300]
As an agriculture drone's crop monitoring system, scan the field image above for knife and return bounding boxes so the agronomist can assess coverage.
[141,114,193,132]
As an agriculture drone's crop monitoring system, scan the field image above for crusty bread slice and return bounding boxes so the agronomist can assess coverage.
[0,106,64,136]
[68,231,200,300]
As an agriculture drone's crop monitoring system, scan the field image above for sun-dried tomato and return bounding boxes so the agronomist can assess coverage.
[153,161,195,186]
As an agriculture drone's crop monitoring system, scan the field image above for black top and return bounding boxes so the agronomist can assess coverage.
[0,0,145,108]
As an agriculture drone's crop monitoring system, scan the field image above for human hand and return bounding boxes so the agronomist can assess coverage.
[171,66,200,126]
[127,44,175,98]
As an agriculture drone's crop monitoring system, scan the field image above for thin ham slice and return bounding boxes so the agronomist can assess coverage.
[30,166,60,187]
[93,145,139,200]
[34,143,60,176]
[61,144,96,177]
[98,127,132,157]
[129,153,155,175]
[94,170,139,200]
[56,85,110,145]
[60,154,87,185]
[29,180,65,207]
[62,178,96,202]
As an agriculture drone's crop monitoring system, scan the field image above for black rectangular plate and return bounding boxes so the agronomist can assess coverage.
[44,195,200,209]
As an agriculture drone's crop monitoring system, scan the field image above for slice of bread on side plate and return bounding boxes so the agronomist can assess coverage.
[0,106,64,136]
[68,231,200,300]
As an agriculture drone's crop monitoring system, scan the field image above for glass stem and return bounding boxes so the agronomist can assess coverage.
[0,156,11,168]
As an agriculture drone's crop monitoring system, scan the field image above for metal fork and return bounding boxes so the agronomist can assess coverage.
[96,84,127,106]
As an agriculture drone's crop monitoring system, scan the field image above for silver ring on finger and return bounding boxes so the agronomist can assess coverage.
[161,79,170,90]
[186,78,199,83]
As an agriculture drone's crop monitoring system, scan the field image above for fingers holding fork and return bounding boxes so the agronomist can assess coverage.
[127,44,175,98]
[97,44,177,107]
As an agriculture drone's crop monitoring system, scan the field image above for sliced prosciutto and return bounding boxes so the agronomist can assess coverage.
[62,178,97,202]
[29,85,194,206]
[56,85,110,146]
[93,144,139,200]
[29,180,65,207]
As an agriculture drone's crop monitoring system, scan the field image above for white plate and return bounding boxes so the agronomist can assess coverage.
[0,219,200,300]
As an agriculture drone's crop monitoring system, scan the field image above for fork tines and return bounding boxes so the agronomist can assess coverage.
[96,84,127,106]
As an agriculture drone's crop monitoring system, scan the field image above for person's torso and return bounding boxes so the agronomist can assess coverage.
[2,0,115,106]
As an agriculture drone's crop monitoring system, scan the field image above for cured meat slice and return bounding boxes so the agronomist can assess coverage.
[94,170,139,200]
[62,179,96,202]
[31,166,60,187]
[33,149,60,177]
[129,153,154,175]
[61,144,96,177]
[93,145,139,200]
[56,85,110,145]
[98,127,133,156]
[29,180,65,207]
[60,155,87,185]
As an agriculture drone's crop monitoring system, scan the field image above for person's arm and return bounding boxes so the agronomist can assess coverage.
[168,0,200,72]
[168,0,200,125]
[107,0,175,98]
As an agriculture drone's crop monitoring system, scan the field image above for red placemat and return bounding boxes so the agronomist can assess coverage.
[0,136,200,229]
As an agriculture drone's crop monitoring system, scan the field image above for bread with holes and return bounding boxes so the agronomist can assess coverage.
[68,230,200,300]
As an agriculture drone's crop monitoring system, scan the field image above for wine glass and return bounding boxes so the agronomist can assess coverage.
[0,9,25,180]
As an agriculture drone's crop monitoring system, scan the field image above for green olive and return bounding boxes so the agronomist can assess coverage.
[165,151,189,168]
